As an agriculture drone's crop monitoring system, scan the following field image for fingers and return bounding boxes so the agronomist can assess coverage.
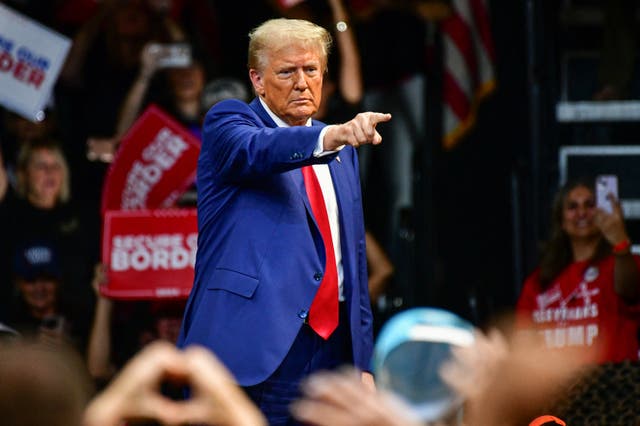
[369,112,393,125]
[86,137,116,163]
[292,372,375,426]
[594,202,629,246]
[177,345,267,426]
[292,369,422,426]
[87,343,266,426]
[356,112,390,145]
[324,112,391,150]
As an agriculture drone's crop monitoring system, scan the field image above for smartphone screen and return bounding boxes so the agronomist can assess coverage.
[596,175,618,214]
[156,44,192,68]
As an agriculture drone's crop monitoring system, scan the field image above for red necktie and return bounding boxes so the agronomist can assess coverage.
[302,165,339,339]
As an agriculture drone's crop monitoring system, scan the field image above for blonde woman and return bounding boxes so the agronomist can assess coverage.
[0,140,98,336]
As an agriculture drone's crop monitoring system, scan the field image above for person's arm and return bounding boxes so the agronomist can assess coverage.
[202,100,390,180]
[147,0,187,42]
[87,43,164,162]
[115,43,163,137]
[0,150,8,203]
[594,197,640,303]
[59,0,118,85]
[612,244,640,304]
[365,231,393,302]
[327,0,362,104]
[86,263,116,380]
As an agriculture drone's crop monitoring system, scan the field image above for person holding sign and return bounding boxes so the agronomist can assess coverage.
[178,18,391,424]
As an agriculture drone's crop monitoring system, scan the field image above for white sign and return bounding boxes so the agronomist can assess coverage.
[0,4,71,122]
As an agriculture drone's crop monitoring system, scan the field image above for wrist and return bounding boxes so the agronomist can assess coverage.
[612,238,632,255]
[138,69,154,81]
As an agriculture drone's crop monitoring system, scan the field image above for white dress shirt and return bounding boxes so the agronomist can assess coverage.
[259,98,344,300]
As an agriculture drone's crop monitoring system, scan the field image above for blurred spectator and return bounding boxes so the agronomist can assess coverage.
[55,0,184,203]
[92,42,208,160]
[86,263,186,388]
[117,47,203,134]
[0,339,93,426]
[439,327,586,426]
[1,338,266,426]
[365,231,394,303]
[0,140,97,325]
[0,108,57,185]
[290,326,585,426]
[515,178,640,364]
[5,240,89,351]
[201,77,250,113]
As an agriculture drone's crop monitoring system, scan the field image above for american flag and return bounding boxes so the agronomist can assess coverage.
[441,0,496,149]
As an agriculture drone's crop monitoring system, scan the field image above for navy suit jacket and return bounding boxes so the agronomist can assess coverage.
[177,98,373,386]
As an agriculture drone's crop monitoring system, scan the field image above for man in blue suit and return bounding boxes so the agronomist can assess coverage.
[178,18,391,424]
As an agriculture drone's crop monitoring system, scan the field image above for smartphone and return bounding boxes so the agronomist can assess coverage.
[596,174,618,214]
[149,43,192,68]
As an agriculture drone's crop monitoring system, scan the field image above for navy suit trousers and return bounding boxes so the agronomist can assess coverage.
[244,303,353,426]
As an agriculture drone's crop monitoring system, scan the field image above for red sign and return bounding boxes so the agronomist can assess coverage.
[101,104,200,213]
[101,209,197,300]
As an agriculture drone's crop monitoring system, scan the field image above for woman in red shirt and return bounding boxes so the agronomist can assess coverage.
[516,178,640,363]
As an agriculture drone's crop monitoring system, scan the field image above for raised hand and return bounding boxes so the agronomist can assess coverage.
[83,341,267,426]
[594,194,629,246]
[290,367,422,426]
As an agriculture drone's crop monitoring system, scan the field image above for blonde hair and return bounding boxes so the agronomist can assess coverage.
[248,18,332,72]
[16,140,71,203]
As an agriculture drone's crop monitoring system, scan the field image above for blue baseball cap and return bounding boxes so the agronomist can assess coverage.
[13,241,61,282]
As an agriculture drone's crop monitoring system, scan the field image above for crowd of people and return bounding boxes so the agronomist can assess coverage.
[1,0,640,425]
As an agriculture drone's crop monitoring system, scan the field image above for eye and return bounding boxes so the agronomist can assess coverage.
[277,68,293,77]
[566,201,578,210]
[585,199,595,208]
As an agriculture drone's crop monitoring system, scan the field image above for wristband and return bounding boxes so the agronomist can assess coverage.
[612,239,631,255]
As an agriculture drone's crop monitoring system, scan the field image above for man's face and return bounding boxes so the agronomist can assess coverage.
[18,277,58,312]
[250,44,324,126]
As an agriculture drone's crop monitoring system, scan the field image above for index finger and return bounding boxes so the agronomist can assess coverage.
[368,112,392,125]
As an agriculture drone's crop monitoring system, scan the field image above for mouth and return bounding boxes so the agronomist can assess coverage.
[574,219,593,229]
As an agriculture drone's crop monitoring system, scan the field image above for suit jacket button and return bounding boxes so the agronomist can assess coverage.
[298,309,308,319]
[314,272,322,281]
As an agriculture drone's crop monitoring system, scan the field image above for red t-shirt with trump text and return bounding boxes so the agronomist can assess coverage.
[516,255,640,364]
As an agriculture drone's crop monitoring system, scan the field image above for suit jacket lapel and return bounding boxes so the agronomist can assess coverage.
[249,97,277,128]
[249,97,342,233]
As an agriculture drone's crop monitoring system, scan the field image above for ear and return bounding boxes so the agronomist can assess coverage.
[249,69,265,97]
